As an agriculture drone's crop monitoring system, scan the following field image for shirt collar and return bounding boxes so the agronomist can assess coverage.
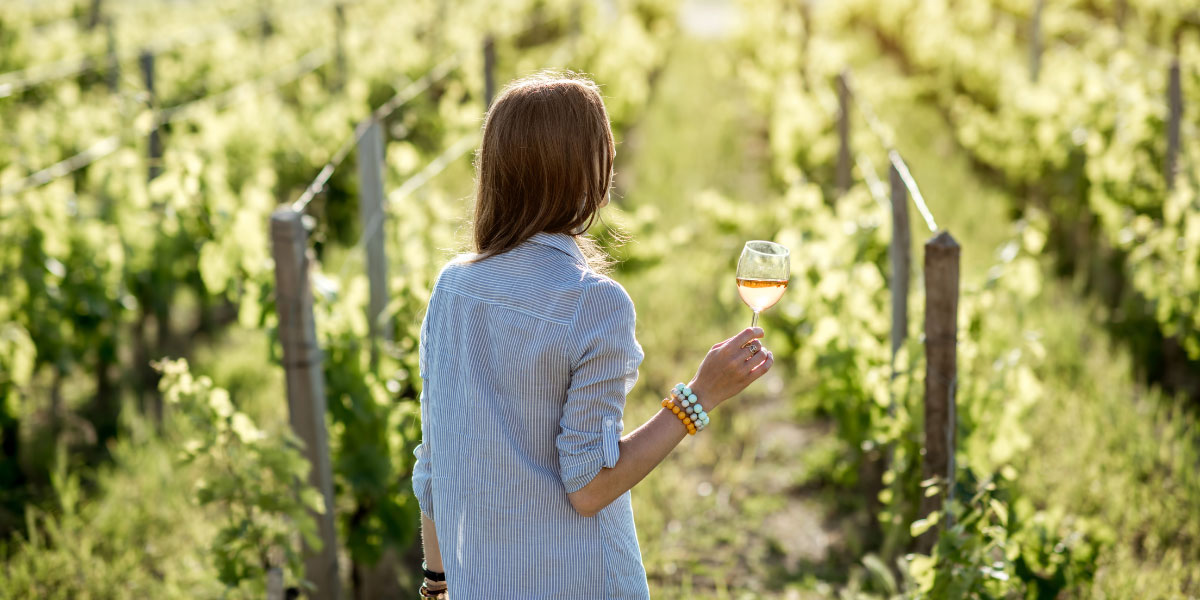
[527,231,589,267]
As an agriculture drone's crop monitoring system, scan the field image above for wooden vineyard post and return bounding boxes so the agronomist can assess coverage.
[799,2,813,81]
[260,0,274,39]
[356,118,392,362]
[334,3,347,92]
[1166,56,1182,191]
[889,161,911,373]
[105,17,119,92]
[266,566,284,600]
[917,231,959,553]
[270,210,341,600]
[836,71,851,195]
[1030,0,1044,83]
[88,0,103,30]
[483,34,496,109]
[139,49,162,181]
[430,0,448,59]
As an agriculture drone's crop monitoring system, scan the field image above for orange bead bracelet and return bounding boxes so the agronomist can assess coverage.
[662,383,709,435]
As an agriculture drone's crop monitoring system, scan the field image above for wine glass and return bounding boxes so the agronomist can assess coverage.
[736,241,790,328]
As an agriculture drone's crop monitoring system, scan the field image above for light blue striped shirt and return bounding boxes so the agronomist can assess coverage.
[412,231,651,599]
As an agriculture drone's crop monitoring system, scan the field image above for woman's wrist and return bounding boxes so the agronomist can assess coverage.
[662,383,711,435]
[419,582,447,598]
[420,573,447,598]
[420,560,447,595]
[686,379,720,410]
[422,561,445,581]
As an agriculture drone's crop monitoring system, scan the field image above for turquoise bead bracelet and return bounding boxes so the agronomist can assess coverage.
[661,382,709,434]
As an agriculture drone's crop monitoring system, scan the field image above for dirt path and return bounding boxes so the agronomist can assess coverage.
[615,22,847,598]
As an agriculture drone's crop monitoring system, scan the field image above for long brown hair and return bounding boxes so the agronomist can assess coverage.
[469,70,616,271]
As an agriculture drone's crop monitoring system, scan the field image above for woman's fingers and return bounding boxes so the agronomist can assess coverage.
[728,327,764,351]
[737,345,771,385]
[743,346,769,371]
[741,340,764,361]
[710,327,764,354]
[748,350,774,379]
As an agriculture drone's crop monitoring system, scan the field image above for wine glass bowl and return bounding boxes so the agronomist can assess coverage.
[736,241,790,328]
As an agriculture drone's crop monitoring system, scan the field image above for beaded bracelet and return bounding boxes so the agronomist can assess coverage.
[419,582,448,599]
[660,382,710,435]
[422,562,446,582]
[420,561,447,598]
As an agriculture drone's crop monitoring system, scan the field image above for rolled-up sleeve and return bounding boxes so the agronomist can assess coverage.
[557,278,644,494]
[412,304,436,520]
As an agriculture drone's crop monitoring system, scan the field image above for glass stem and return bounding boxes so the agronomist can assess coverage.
[751,311,760,328]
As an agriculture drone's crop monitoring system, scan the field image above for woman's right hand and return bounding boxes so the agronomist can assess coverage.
[686,327,774,410]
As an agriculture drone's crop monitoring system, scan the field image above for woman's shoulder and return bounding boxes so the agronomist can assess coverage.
[570,272,641,358]
[575,271,636,321]
[429,252,477,284]
[579,269,630,295]
[430,250,635,324]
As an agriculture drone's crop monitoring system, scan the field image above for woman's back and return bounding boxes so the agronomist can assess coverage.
[410,71,774,599]
[413,231,650,599]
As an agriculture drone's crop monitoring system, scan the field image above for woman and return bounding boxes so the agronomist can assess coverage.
[411,71,774,599]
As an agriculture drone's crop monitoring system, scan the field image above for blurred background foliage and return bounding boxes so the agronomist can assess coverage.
[0,0,1197,597]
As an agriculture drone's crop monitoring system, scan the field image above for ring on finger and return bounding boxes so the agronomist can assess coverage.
[747,342,761,356]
